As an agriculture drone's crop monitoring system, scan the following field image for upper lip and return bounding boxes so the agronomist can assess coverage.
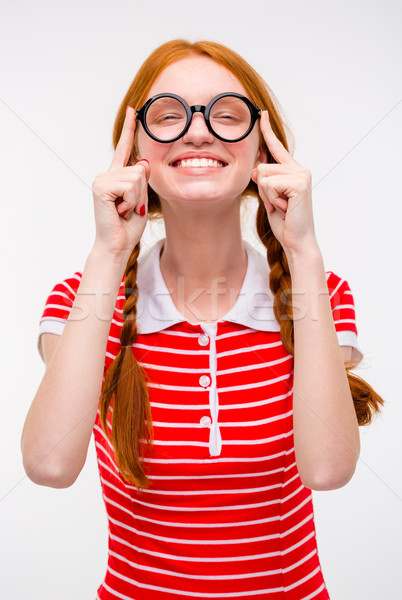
[169,152,228,166]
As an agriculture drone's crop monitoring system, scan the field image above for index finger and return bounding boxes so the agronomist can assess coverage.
[109,105,136,171]
[260,110,296,166]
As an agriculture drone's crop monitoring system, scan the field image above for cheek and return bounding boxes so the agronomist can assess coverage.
[236,141,260,170]
[137,133,170,164]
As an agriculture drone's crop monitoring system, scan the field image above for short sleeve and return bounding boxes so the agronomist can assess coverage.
[326,271,364,365]
[37,272,83,363]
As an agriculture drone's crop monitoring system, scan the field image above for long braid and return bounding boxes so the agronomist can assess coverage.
[255,202,384,425]
[100,241,153,489]
[255,201,294,354]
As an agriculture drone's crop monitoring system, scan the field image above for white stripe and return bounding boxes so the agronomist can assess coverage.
[217,340,284,358]
[146,382,211,392]
[111,484,307,513]
[281,515,315,544]
[282,495,313,522]
[221,430,292,445]
[217,354,292,376]
[333,318,356,325]
[107,547,317,580]
[129,481,286,497]
[140,429,292,449]
[109,330,209,345]
[160,329,206,338]
[110,317,124,328]
[106,516,313,562]
[94,423,115,454]
[282,472,301,490]
[329,277,343,300]
[282,531,315,554]
[48,290,72,302]
[97,454,122,482]
[146,372,291,393]
[148,463,296,480]
[218,373,291,394]
[215,328,258,340]
[104,574,285,599]
[106,511,294,545]
[150,409,293,429]
[139,362,211,373]
[42,303,72,312]
[149,388,293,411]
[140,448,293,464]
[301,583,326,599]
[285,566,321,592]
[58,277,81,295]
[332,303,355,311]
[106,350,121,360]
[132,342,210,355]
[283,546,319,570]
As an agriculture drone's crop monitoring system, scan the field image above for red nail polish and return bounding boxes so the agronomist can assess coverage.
[120,209,129,217]
[139,204,146,216]
[139,158,149,164]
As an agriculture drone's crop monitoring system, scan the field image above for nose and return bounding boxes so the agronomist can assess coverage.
[181,112,214,146]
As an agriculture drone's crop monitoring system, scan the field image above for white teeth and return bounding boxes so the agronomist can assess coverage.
[175,158,223,168]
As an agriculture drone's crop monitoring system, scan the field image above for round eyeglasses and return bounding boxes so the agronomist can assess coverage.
[135,92,262,144]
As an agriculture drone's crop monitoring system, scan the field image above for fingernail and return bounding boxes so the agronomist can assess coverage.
[120,209,129,217]
[251,168,257,182]
[139,204,146,216]
[139,158,149,164]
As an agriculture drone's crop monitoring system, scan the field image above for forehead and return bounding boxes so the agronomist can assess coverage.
[146,55,249,104]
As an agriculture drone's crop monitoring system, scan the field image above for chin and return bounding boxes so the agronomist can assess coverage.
[157,176,250,205]
[157,181,230,205]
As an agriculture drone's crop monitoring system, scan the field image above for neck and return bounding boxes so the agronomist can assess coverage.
[159,202,247,285]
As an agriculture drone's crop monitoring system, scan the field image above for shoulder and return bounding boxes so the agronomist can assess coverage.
[325,270,356,302]
[49,271,83,296]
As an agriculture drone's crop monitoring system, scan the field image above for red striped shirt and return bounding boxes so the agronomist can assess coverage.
[38,239,363,599]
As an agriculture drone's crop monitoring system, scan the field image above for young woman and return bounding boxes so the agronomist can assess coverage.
[21,40,383,599]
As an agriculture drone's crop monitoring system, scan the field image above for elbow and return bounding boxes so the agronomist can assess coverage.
[22,454,80,489]
[301,462,358,491]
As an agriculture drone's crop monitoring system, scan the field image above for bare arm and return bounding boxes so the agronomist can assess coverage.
[252,111,360,492]
[21,106,149,489]
[289,248,360,491]
[21,248,127,488]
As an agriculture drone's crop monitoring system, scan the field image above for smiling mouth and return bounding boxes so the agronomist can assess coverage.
[171,158,227,168]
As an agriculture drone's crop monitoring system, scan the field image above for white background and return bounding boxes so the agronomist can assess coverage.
[1,0,401,598]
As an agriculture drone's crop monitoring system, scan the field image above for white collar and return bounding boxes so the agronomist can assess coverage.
[136,238,280,334]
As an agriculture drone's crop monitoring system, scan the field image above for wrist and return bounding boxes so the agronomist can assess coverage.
[286,242,324,275]
[89,244,130,275]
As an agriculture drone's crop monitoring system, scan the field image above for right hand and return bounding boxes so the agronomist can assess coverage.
[91,105,150,259]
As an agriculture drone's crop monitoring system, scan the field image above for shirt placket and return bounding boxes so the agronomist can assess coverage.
[198,322,222,457]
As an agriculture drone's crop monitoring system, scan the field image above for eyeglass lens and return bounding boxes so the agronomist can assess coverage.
[145,96,252,142]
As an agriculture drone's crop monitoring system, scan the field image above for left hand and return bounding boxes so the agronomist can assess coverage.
[251,110,318,258]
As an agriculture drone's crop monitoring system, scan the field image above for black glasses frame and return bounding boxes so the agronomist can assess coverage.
[135,92,262,143]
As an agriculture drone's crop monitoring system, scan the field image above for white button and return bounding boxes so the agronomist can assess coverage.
[198,334,209,346]
[200,416,212,428]
[199,375,211,387]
